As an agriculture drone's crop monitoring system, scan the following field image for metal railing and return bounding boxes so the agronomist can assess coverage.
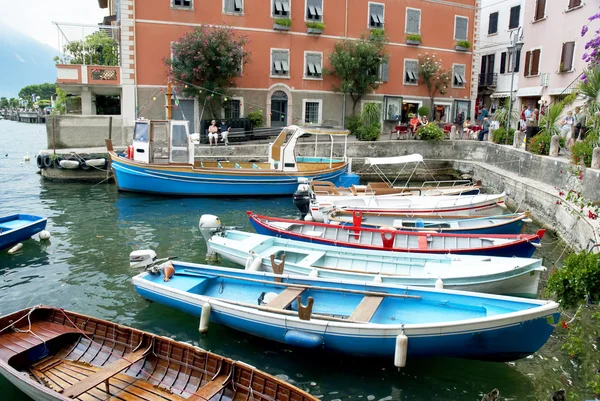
[52,21,121,66]
[478,73,498,86]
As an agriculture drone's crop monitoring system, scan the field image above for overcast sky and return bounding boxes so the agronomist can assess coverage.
[0,0,107,49]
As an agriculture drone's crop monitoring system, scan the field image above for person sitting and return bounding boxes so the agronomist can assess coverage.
[478,117,490,141]
[463,118,473,139]
[420,115,429,126]
[219,120,231,146]
[409,114,421,134]
[208,120,219,146]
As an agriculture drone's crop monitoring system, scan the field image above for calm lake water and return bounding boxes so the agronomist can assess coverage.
[0,120,566,400]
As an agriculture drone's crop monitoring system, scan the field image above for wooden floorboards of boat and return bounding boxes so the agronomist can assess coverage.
[29,356,186,401]
[348,296,384,323]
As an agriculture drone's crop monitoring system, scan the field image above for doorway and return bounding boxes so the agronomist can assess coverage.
[271,91,288,128]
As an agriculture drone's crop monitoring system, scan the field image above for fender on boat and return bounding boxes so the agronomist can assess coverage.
[284,330,323,348]
[59,160,80,169]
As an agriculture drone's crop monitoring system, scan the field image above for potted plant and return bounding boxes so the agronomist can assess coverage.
[455,40,470,52]
[406,34,421,46]
[306,21,325,34]
[369,28,385,40]
[274,18,292,31]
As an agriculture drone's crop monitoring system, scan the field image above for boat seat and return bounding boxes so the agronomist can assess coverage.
[304,230,324,237]
[266,288,305,309]
[187,372,229,401]
[61,346,149,398]
[348,296,384,323]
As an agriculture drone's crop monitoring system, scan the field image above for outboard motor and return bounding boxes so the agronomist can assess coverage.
[199,214,225,261]
[293,178,311,219]
[130,250,157,269]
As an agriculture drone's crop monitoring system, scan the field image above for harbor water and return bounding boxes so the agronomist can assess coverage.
[0,120,566,400]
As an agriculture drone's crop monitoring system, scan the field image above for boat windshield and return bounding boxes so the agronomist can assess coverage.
[133,122,149,142]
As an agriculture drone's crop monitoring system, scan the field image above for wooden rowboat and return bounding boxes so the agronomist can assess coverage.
[0,306,316,401]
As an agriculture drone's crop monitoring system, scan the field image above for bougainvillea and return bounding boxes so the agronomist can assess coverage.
[581,13,600,68]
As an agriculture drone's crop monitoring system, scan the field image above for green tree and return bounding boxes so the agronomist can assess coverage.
[0,97,8,109]
[55,31,119,66]
[326,30,388,115]
[417,53,451,120]
[18,83,56,102]
[52,88,67,114]
[8,98,19,109]
[165,26,250,118]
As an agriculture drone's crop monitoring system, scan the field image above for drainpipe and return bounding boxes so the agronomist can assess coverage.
[341,0,348,129]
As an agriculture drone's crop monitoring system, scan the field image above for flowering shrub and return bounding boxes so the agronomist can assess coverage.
[417,53,451,120]
[529,133,566,155]
[546,251,600,309]
[416,122,444,141]
[581,13,600,68]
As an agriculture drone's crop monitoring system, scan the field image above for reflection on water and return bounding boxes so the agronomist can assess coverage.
[0,121,553,400]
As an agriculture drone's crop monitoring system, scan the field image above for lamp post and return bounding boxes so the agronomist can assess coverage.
[506,27,524,146]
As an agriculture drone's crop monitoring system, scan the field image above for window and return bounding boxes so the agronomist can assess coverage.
[304,52,323,79]
[223,99,241,119]
[560,42,575,72]
[368,3,384,28]
[524,49,541,77]
[568,0,581,10]
[403,59,418,85]
[224,0,243,14]
[406,8,421,34]
[500,52,507,74]
[509,5,520,29]
[302,99,322,124]
[452,64,466,88]
[273,0,290,17]
[488,12,498,35]
[454,16,468,41]
[511,50,521,72]
[172,0,192,8]
[306,0,322,20]
[378,60,389,83]
[271,49,290,77]
[534,0,546,21]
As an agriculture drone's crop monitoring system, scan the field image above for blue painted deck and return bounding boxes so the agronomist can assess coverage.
[0,214,47,250]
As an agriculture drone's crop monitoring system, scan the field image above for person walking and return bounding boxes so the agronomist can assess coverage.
[574,106,587,143]
[560,111,575,141]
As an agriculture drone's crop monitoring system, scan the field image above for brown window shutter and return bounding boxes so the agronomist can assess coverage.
[563,42,575,71]
[524,51,531,77]
[569,0,581,9]
[531,49,541,76]
[535,0,546,21]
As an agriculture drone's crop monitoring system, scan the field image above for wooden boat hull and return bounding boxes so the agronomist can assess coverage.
[247,212,544,258]
[0,306,315,401]
[207,230,545,297]
[328,211,530,235]
[0,214,47,250]
[310,193,507,222]
[109,152,348,196]
[132,262,560,362]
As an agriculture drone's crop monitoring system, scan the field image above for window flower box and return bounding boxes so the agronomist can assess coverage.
[406,34,421,46]
[455,40,470,52]
[274,18,291,31]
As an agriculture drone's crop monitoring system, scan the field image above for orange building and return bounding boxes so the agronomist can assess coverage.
[91,0,479,133]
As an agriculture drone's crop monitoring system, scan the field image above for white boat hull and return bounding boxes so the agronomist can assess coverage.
[0,361,63,401]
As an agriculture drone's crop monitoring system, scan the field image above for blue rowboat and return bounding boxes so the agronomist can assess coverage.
[0,214,47,250]
[327,210,532,235]
[132,261,559,363]
[203,228,545,298]
[107,122,351,196]
[247,212,545,258]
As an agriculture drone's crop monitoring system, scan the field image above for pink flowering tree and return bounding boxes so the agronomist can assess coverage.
[417,53,451,120]
[165,26,250,117]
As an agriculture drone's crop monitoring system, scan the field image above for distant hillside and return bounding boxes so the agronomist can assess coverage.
[0,23,58,98]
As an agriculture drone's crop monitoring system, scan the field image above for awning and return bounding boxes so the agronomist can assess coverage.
[365,154,423,166]
[516,86,543,97]
[490,92,511,98]
[548,87,575,95]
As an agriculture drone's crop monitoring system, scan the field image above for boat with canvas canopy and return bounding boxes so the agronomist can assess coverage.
[0,306,315,401]
[132,260,559,364]
[198,221,545,297]
[247,212,544,258]
[106,120,352,196]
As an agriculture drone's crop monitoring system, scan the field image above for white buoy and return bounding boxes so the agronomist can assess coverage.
[435,278,444,289]
[249,256,262,271]
[373,275,383,283]
[304,213,314,222]
[308,269,319,278]
[23,152,30,162]
[394,330,408,368]
[39,230,51,240]
[8,243,23,254]
[199,303,212,334]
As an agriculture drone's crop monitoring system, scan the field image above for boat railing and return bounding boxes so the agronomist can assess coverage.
[421,180,473,189]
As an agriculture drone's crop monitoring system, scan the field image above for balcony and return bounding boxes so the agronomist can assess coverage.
[478,73,498,87]
[57,65,121,86]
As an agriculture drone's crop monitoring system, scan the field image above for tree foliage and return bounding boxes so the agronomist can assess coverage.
[417,53,451,119]
[55,31,119,66]
[18,83,56,102]
[166,26,250,102]
[9,98,19,108]
[326,31,388,114]
[0,97,8,109]
[547,251,600,309]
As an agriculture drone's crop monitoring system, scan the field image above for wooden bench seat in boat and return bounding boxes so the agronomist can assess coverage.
[348,296,384,323]
[186,372,229,401]
[61,346,149,398]
[266,288,305,309]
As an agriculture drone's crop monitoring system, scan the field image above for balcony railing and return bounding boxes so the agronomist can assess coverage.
[478,73,498,87]
[57,65,121,85]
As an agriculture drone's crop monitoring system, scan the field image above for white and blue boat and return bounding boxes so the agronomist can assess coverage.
[132,261,559,364]
[202,226,545,297]
[107,120,354,196]
[0,214,47,250]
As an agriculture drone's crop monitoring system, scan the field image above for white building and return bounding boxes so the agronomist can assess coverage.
[477,0,525,114]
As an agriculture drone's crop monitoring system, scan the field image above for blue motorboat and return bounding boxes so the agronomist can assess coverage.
[132,261,559,364]
[0,214,47,250]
